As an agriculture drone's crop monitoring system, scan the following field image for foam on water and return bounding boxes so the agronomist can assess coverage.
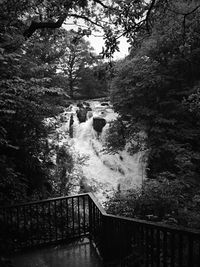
[46,100,146,203]
[67,100,146,203]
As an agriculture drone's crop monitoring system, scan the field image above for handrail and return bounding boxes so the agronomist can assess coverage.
[104,213,200,235]
[0,193,90,208]
[2,193,200,235]
[1,193,200,266]
[87,193,107,215]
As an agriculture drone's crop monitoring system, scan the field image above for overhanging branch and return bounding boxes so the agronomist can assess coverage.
[23,15,67,38]
[94,0,109,9]
[69,13,103,28]
[145,0,157,32]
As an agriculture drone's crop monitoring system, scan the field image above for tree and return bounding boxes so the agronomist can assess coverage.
[77,62,111,98]
[110,0,200,183]
[2,0,193,57]
[57,29,96,98]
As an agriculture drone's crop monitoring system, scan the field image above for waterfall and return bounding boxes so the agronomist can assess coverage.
[71,100,146,202]
[49,100,146,203]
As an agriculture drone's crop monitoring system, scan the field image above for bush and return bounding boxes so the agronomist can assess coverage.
[105,179,200,229]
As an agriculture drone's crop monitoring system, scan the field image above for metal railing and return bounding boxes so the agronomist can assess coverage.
[1,194,90,249]
[1,193,200,266]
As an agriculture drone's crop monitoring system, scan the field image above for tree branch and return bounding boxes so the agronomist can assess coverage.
[23,15,67,38]
[69,13,103,28]
[93,0,109,9]
[145,0,157,33]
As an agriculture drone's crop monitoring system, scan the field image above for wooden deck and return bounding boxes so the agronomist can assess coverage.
[11,238,103,267]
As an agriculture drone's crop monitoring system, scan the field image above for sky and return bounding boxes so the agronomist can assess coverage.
[64,20,130,60]
[85,34,130,60]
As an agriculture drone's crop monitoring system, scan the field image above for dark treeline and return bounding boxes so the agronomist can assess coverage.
[0,1,109,206]
[106,1,200,229]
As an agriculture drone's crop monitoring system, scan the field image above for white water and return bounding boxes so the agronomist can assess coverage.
[50,100,146,203]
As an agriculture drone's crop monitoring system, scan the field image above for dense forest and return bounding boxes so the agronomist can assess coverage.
[1,0,200,233]
[106,1,200,229]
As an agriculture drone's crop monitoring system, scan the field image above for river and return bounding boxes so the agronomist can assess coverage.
[49,99,146,204]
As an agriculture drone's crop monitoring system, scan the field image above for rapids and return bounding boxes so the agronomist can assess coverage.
[52,100,146,203]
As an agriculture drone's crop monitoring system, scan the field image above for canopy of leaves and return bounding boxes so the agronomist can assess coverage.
[110,0,200,184]
[106,179,200,229]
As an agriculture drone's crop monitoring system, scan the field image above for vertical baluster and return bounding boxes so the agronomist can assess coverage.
[23,205,26,247]
[60,199,63,240]
[83,196,86,234]
[29,204,33,246]
[54,201,57,241]
[150,228,154,267]
[163,231,167,267]
[66,198,69,237]
[145,227,149,267]
[140,225,145,265]
[97,210,100,231]
[72,198,75,237]
[156,229,160,267]
[170,231,175,267]
[93,202,96,235]
[16,206,19,235]
[198,240,200,267]
[88,198,93,236]
[9,208,14,247]
[77,196,80,236]
[36,204,39,245]
[42,203,46,243]
[48,202,51,242]
[178,233,183,267]
[188,235,194,267]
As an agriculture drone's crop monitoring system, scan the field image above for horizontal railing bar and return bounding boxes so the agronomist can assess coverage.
[103,214,200,235]
[87,193,107,215]
[0,193,90,209]
[1,193,200,236]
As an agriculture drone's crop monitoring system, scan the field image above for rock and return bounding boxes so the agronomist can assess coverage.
[83,101,90,107]
[86,106,92,112]
[69,114,74,138]
[118,167,125,175]
[93,117,106,133]
[101,102,109,106]
[102,159,117,171]
[77,102,83,108]
[76,108,87,123]
[87,110,93,120]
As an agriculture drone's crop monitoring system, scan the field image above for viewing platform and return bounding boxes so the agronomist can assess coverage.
[12,238,102,267]
[1,193,200,267]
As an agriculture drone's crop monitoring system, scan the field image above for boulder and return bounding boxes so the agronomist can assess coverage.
[83,101,90,107]
[77,102,84,108]
[76,108,87,123]
[93,117,106,133]
[101,102,109,106]
[87,110,93,120]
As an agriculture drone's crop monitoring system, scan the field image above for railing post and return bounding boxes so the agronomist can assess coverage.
[88,196,93,238]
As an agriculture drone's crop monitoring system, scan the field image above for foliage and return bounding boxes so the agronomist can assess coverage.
[0,0,184,58]
[0,74,53,204]
[78,62,110,98]
[56,29,97,98]
[106,179,200,229]
[110,0,200,183]
[103,119,126,154]
[0,5,68,205]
